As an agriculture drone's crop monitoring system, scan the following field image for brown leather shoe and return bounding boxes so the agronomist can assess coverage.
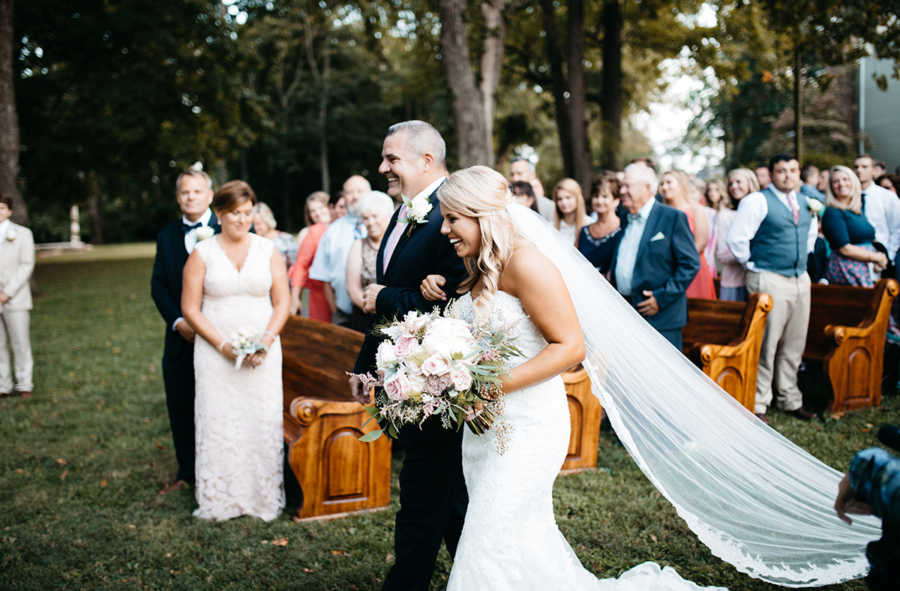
[0,392,11,398]
[158,479,190,495]
[754,413,769,424]
[786,407,815,421]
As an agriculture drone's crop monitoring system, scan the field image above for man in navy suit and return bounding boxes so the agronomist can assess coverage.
[350,121,468,591]
[610,163,700,349]
[150,169,219,494]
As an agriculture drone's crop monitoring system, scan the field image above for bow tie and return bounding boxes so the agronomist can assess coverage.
[182,221,202,233]
[627,213,642,224]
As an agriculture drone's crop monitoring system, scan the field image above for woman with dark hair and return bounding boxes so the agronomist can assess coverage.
[510,181,540,213]
[877,173,899,195]
[577,173,623,275]
[181,180,289,521]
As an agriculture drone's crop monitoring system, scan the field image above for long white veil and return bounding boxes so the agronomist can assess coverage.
[506,203,881,587]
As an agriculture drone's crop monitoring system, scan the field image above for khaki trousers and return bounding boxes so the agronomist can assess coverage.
[746,270,810,414]
[0,309,33,393]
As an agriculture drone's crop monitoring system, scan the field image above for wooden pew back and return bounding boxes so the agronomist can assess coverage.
[683,296,760,349]
[805,282,886,360]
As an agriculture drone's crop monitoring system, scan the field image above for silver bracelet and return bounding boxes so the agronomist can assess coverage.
[217,341,227,352]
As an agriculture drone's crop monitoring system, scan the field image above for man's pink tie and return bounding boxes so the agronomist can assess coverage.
[788,193,799,225]
[382,204,408,274]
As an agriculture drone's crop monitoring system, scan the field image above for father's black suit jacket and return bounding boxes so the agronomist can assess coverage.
[354,188,467,379]
[150,214,219,482]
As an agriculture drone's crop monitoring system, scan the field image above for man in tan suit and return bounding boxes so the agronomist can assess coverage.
[0,192,34,398]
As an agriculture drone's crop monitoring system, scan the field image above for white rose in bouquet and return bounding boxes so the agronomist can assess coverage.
[421,317,477,359]
[376,341,399,368]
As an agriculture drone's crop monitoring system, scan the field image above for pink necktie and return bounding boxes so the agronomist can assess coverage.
[787,193,799,225]
[382,204,408,273]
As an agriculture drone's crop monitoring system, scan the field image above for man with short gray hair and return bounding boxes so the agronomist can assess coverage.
[609,163,700,349]
[509,157,555,221]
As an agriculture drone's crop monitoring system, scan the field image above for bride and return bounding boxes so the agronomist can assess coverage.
[421,166,880,589]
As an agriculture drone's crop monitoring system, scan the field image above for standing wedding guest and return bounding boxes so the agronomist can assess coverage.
[346,191,394,332]
[509,156,554,221]
[350,120,468,591]
[703,179,728,279]
[181,180,289,521]
[854,154,900,263]
[329,191,347,221]
[755,164,772,190]
[0,193,34,399]
[877,174,899,194]
[289,191,332,318]
[309,175,370,327]
[296,191,331,246]
[510,181,539,213]
[726,154,818,422]
[817,168,831,194]
[252,202,297,269]
[873,160,888,178]
[715,169,759,301]
[552,177,592,246]
[659,170,716,299]
[577,174,623,275]
[610,163,700,349]
[150,169,219,494]
[822,166,888,286]
[800,164,826,202]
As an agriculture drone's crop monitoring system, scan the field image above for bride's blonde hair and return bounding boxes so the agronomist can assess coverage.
[438,166,517,295]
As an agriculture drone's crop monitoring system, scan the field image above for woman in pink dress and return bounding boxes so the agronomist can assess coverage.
[659,170,716,299]
[288,191,332,321]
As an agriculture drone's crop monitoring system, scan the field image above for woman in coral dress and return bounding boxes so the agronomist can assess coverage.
[659,170,716,299]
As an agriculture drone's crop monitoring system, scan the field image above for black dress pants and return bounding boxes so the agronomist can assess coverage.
[162,343,196,483]
[382,430,468,591]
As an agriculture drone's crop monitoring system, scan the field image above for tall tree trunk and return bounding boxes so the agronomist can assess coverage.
[566,0,591,192]
[478,0,506,167]
[318,50,330,196]
[539,0,573,177]
[793,46,803,162]
[0,0,27,224]
[439,0,493,166]
[600,0,624,171]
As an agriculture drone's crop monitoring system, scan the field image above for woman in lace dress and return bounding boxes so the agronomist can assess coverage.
[181,180,289,521]
[421,166,725,590]
[346,191,394,332]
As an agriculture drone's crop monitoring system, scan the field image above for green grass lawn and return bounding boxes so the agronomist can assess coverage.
[1,254,894,590]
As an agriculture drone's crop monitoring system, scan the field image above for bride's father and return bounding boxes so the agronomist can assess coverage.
[150,169,219,494]
[351,121,468,591]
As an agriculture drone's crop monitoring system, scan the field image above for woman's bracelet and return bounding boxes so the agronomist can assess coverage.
[263,330,276,339]
[217,340,227,353]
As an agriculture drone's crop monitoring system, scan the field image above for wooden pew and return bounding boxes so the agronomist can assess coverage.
[804,279,898,413]
[281,317,391,520]
[682,293,773,412]
[560,367,604,473]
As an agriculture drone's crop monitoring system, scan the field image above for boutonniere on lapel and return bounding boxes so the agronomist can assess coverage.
[401,193,433,237]
[807,198,824,216]
[5,228,16,241]
[195,226,215,242]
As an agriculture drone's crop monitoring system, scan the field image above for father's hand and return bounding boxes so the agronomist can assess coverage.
[362,284,385,314]
[834,472,872,525]
[349,374,369,405]
[175,319,195,342]
[636,290,660,317]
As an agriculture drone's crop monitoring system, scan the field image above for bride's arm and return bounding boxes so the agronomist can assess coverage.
[181,251,235,361]
[499,244,585,394]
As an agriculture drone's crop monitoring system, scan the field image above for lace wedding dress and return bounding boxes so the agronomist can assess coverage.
[446,290,726,590]
[192,234,285,521]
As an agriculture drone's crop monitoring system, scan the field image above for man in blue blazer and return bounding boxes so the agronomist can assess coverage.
[150,169,219,494]
[610,163,700,349]
[351,121,468,591]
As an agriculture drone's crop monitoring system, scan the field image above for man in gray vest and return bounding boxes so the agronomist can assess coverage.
[726,154,818,423]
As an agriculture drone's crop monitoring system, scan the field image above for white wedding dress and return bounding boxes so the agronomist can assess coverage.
[192,234,285,521]
[446,289,725,590]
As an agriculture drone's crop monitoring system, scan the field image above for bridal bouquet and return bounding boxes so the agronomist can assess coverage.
[229,328,267,369]
[354,304,521,442]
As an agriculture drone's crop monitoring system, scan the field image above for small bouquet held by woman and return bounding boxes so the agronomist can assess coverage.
[353,304,521,442]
